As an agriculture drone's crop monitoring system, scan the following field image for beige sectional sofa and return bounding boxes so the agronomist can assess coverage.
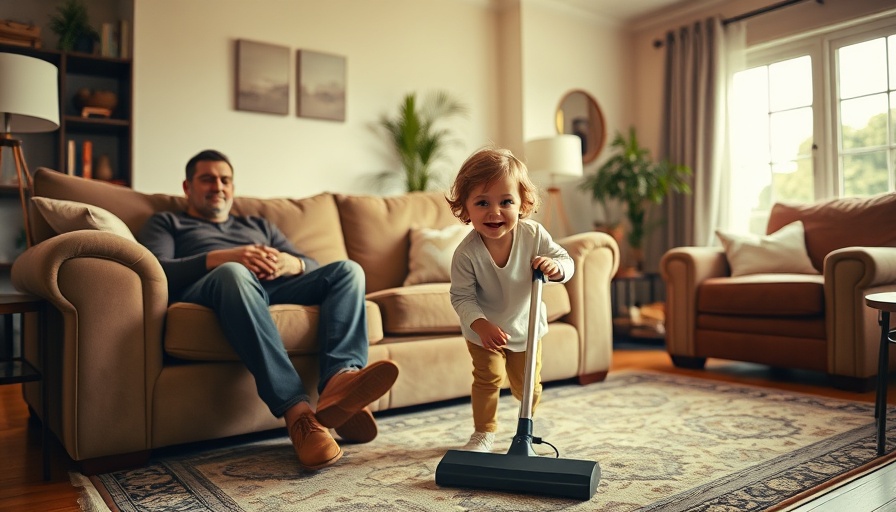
[13,168,619,472]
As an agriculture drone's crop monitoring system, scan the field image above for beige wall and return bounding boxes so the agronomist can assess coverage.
[133,0,504,197]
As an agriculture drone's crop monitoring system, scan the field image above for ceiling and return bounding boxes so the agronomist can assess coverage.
[552,0,695,24]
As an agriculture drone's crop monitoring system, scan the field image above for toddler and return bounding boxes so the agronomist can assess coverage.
[446,147,574,452]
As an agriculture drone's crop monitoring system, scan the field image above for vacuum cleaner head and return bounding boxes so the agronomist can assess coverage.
[436,449,600,500]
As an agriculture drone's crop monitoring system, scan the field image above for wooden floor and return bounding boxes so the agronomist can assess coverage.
[1,345,895,511]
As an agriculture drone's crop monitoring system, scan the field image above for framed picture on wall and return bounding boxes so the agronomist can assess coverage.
[235,39,290,115]
[297,50,346,121]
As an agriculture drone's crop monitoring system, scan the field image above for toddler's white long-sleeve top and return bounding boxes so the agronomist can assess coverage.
[450,219,574,352]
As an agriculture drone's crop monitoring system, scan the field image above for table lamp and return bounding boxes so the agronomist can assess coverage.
[0,52,60,248]
[524,135,583,237]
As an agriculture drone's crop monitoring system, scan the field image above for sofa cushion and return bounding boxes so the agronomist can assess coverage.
[231,194,348,265]
[366,282,572,335]
[31,196,138,243]
[164,300,384,360]
[697,273,825,316]
[715,221,817,277]
[335,192,458,293]
[767,191,896,272]
[404,223,473,286]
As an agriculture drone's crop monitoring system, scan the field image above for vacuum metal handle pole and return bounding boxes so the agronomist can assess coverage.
[519,268,545,420]
[506,268,546,457]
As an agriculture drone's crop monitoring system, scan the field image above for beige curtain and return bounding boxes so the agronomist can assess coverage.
[646,16,744,270]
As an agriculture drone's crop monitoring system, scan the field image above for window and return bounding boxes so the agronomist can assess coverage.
[728,17,896,234]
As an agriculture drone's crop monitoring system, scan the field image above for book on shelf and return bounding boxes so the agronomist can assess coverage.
[0,35,41,48]
[100,22,118,58]
[0,20,41,48]
[67,140,76,175]
[0,19,40,39]
[82,141,93,179]
[119,20,129,59]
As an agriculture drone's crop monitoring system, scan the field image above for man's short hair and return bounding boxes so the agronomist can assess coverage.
[185,150,233,180]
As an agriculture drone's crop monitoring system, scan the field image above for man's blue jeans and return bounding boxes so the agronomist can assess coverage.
[176,260,368,417]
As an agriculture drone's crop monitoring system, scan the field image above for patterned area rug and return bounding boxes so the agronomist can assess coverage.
[82,371,896,511]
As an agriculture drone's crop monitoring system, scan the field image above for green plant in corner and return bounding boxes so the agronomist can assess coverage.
[579,126,691,262]
[378,91,468,192]
[49,0,99,52]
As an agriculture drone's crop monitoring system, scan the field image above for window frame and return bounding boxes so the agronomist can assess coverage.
[738,14,896,205]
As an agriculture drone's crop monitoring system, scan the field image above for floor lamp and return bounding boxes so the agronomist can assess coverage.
[0,53,60,248]
[524,135,583,238]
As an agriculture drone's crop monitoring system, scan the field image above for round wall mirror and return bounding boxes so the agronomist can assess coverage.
[555,90,605,164]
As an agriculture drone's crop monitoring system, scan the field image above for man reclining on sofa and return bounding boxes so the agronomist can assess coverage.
[137,149,399,471]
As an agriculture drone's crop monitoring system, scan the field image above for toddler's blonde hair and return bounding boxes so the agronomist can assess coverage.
[446,147,540,223]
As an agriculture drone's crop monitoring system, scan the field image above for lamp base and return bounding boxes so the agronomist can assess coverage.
[542,187,573,238]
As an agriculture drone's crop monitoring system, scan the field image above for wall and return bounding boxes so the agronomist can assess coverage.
[519,0,631,236]
[133,0,502,197]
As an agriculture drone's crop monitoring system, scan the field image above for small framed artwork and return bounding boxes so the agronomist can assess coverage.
[297,50,346,121]
[235,39,289,115]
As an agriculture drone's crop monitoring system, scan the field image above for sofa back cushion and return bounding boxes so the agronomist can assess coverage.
[767,191,896,272]
[30,168,348,264]
[335,192,459,293]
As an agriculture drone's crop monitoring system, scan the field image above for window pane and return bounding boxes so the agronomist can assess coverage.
[841,94,888,149]
[769,56,811,110]
[838,37,887,99]
[770,108,813,161]
[771,158,814,204]
[891,91,896,146]
[843,151,888,196]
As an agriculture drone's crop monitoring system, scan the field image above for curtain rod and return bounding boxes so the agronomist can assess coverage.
[652,0,824,48]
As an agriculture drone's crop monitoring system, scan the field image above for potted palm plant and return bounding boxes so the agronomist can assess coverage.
[49,0,99,53]
[579,126,691,272]
[378,91,468,192]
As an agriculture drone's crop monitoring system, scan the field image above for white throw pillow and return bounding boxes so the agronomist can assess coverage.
[31,197,137,243]
[715,220,817,277]
[404,223,472,286]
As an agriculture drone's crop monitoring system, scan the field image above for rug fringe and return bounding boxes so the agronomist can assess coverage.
[70,471,110,512]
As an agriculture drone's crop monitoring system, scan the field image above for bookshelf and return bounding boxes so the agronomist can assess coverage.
[0,44,132,272]
[0,43,132,187]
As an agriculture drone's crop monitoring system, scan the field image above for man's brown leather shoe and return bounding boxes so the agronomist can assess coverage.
[288,412,343,471]
[334,407,378,444]
[316,360,399,429]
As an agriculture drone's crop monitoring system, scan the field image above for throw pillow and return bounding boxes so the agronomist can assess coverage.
[715,220,818,277]
[31,197,137,243]
[404,223,472,286]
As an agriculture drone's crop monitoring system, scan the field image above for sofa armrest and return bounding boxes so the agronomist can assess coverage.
[12,230,169,461]
[556,231,619,383]
[825,246,896,378]
[660,246,728,357]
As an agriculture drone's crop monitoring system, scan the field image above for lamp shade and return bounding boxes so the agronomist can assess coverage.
[524,135,583,181]
[0,52,59,133]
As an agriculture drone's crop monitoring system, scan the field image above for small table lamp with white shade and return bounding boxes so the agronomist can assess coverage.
[0,52,60,248]
[524,134,583,238]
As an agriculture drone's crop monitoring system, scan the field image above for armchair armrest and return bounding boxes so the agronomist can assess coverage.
[825,246,896,378]
[557,231,620,383]
[660,246,729,356]
[12,230,169,461]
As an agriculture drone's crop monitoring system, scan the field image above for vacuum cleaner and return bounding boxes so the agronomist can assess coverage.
[435,269,601,501]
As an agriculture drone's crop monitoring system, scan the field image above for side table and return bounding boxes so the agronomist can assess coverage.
[0,293,49,480]
[864,292,896,456]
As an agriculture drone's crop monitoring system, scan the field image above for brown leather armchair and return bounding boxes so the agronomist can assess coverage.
[661,192,896,391]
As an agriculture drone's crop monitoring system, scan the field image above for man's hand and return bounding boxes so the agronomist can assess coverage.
[207,244,304,280]
[471,318,509,351]
[532,256,563,281]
